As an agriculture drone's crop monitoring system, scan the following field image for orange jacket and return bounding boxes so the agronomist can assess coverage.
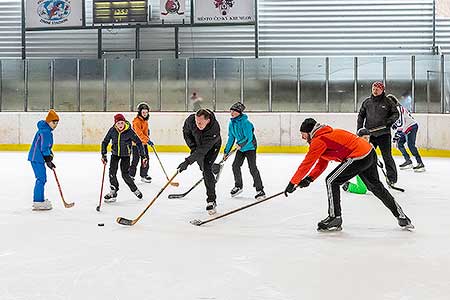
[290,125,372,185]
[132,115,149,144]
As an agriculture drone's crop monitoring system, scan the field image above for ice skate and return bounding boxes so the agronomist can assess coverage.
[413,163,425,173]
[141,176,152,183]
[104,186,117,203]
[398,216,415,230]
[134,189,143,199]
[206,201,217,215]
[230,186,243,197]
[399,160,413,170]
[317,216,342,232]
[32,199,52,211]
[255,190,266,200]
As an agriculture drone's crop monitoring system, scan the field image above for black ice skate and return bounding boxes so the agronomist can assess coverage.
[206,201,217,215]
[134,189,143,199]
[255,190,266,200]
[397,216,415,230]
[141,176,152,183]
[230,187,243,197]
[317,216,343,232]
[413,163,425,173]
[399,160,413,170]
[104,186,117,203]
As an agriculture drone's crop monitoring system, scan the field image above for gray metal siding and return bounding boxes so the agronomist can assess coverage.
[1,0,448,58]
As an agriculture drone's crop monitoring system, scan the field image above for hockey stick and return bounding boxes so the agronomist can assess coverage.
[368,125,387,133]
[96,162,107,212]
[377,160,405,192]
[52,169,75,208]
[190,191,285,226]
[167,148,237,199]
[116,171,179,226]
[150,144,179,187]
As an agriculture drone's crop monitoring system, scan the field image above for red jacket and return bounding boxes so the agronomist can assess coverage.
[290,125,372,185]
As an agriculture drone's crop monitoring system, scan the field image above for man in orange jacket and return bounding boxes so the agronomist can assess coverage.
[284,118,413,231]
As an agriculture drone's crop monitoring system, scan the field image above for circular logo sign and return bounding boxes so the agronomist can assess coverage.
[37,0,71,24]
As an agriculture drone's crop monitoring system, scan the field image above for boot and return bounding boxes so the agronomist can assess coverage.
[32,199,52,211]
[206,200,217,215]
[399,160,413,170]
[104,186,118,203]
[317,216,343,232]
[141,176,152,183]
[134,189,143,199]
[230,186,243,197]
[255,190,266,200]
[413,163,425,173]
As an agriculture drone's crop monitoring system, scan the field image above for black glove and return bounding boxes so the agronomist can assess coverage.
[284,182,296,197]
[43,155,55,169]
[177,160,190,173]
[101,154,107,164]
[393,131,402,143]
[298,176,313,188]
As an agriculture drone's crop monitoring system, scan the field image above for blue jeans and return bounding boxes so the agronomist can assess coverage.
[31,162,47,202]
[397,124,423,164]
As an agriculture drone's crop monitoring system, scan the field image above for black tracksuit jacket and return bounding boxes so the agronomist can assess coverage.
[357,93,399,137]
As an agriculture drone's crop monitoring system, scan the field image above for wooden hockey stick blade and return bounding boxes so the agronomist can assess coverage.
[64,202,75,208]
[170,182,180,187]
[116,217,134,226]
[190,219,203,226]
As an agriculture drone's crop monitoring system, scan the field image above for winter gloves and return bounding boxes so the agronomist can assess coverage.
[284,176,314,197]
[393,131,403,143]
[43,155,55,169]
[101,155,108,164]
[177,160,190,173]
[148,140,154,146]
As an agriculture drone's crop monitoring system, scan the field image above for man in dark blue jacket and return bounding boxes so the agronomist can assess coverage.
[224,102,265,200]
[101,114,147,203]
[28,109,59,211]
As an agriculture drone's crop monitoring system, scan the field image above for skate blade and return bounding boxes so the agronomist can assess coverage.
[401,224,415,231]
[190,219,203,226]
[317,226,342,232]
[207,208,217,215]
[104,198,117,203]
[400,165,413,170]
[231,190,243,197]
[255,195,266,200]
[414,168,425,173]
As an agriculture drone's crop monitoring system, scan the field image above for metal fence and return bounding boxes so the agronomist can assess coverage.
[0,56,449,113]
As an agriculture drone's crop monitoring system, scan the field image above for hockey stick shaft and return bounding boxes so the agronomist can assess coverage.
[52,169,75,208]
[192,191,284,226]
[117,171,179,226]
[168,148,237,199]
[150,144,179,186]
[368,125,387,133]
[377,160,405,192]
[96,162,107,211]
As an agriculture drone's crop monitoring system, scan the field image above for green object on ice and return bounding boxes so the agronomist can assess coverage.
[347,175,367,194]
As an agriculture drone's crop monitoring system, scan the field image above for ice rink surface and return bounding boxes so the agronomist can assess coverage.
[1,151,450,300]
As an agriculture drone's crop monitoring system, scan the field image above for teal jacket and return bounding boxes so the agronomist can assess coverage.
[224,114,257,154]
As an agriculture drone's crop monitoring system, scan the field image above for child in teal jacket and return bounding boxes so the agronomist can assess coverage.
[224,102,265,200]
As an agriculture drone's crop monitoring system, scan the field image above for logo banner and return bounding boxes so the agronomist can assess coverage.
[194,0,254,24]
[26,0,84,28]
[160,0,185,20]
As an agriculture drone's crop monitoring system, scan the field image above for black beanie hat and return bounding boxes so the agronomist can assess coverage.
[230,102,246,114]
[300,118,317,133]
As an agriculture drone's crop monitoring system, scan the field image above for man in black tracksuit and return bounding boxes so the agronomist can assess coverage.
[101,114,148,202]
[357,81,399,184]
[178,109,222,214]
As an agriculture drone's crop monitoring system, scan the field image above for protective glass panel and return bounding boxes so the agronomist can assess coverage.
[80,59,103,112]
[28,60,51,112]
[54,59,78,111]
[215,59,240,111]
[188,59,213,112]
[386,57,412,111]
[243,58,269,111]
[300,57,326,112]
[272,58,297,112]
[134,59,159,111]
[161,59,186,111]
[107,59,130,112]
[415,56,441,113]
[444,57,450,113]
[329,57,354,112]
[357,57,383,110]
[1,60,25,111]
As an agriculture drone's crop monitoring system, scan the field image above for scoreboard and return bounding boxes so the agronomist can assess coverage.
[93,0,148,24]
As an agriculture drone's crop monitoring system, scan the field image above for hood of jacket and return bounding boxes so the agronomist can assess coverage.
[37,120,53,132]
[230,113,248,123]
[311,124,332,138]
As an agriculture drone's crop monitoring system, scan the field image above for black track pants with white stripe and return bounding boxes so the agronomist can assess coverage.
[325,149,407,219]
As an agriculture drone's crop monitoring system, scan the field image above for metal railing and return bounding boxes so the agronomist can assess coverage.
[0,55,449,113]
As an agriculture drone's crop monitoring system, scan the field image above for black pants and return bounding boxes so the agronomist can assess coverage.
[232,150,264,191]
[129,145,149,178]
[109,155,138,192]
[370,134,397,183]
[197,143,221,203]
[325,149,407,219]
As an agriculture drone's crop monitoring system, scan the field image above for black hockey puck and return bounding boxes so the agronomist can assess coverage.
[98,223,104,227]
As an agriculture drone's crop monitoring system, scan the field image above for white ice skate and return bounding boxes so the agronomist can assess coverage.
[32,199,52,211]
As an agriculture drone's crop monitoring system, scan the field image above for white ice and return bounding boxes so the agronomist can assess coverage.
[1,151,450,300]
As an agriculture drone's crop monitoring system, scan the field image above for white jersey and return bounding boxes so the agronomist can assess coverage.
[393,104,417,133]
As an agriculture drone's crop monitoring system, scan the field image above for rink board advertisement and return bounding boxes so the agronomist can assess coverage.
[194,0,255,24]
[160,0,185,20]
[26,0,85,29]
